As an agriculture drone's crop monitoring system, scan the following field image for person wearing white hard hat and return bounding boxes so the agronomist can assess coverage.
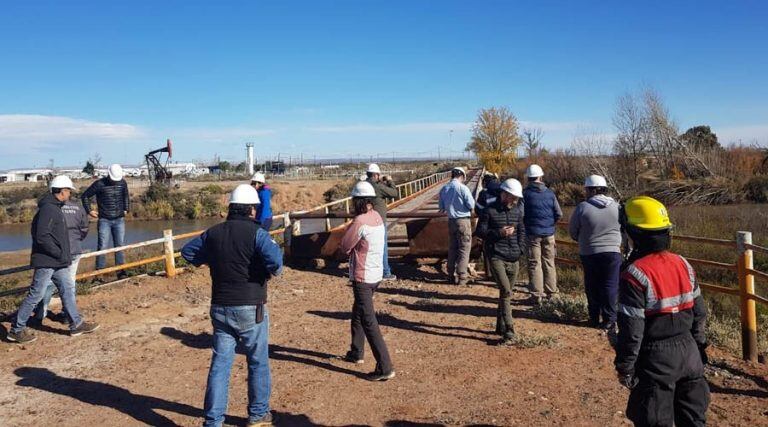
[365,163,399,281]
[438,167,476,285]
[568,174,622,331]
[181,184,283,426]
[81,163,131,276]
[522,164,562,304]
[31,176,91,326]
[338,180,395,381]
[8,176,99,344]
[475,178,526,345]
[250,172,273,231]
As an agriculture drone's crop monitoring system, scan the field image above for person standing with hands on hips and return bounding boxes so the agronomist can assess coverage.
[81,164,130,279]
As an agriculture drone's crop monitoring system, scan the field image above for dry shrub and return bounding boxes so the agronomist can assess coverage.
[743,176,768,203]
[550,182,584,206]
[647,177,742,205]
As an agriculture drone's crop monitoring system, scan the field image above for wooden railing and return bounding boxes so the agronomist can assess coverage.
[0,169,454,294]
[555,222,767,362]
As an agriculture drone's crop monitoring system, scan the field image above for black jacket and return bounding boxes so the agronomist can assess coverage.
[366,177,398,221]
[181,214,284,306]
[30,193,72,269]
[474,180,501,217]
[81,177,130,220]
[475,199,526,262]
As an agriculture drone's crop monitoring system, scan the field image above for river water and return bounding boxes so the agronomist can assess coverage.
[0,218,223,253]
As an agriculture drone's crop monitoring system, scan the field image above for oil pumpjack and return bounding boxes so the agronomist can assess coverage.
[145,139,173,185]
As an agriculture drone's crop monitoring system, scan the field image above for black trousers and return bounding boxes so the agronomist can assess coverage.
[349,282,393,373]
[581,252,621,324]
[627,335,709,427]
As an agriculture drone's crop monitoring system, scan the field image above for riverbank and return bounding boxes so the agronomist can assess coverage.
[0,178,343,225]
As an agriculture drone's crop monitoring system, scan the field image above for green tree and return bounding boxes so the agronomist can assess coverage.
[82,161,95,176]
[466,107,521,174]
[680,125,721,152]
[218,161,232,174]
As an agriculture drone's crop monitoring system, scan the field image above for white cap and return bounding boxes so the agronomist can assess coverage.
[250,172,266,184]
[526,164,544,178]
[452,166,466,176]
[351,181,376,198]
[229,184,261,205]
[108,164,124,181]
[367,163,381,174]
[584,174,608,188]
[50,175,76,190]
[500,178,523,198]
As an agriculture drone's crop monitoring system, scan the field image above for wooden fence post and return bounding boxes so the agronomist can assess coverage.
[324,206,331,232]
[737,231,758,362]
[163,229,177,278]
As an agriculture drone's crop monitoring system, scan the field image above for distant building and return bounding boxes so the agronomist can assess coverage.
[0,169,52,183]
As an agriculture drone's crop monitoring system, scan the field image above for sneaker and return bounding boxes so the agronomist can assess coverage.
[48,311,70,324]
[247,412,273,427]
[116,271,128,280]
[70,321,100,337]
[366,369,396,381]
[7,328,37,344]
[599,321,617,334]
[341,351,364,364]
[496,336,517,346]
[382,274,397,282]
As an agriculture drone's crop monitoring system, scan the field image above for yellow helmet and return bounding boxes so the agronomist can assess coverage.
[622,196,672,231]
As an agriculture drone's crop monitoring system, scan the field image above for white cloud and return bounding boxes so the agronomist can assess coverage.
[307,122,474,133]
[0,114,144,142]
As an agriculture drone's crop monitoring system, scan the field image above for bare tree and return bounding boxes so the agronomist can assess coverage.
[521,127,544,159]
[612,92,649,189]
[571,130,625,199]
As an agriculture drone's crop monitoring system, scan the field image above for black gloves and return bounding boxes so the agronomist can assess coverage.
[618,373,638,389]
[698,343,709,365]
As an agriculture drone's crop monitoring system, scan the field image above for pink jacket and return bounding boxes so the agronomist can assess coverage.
[340,210,385,283]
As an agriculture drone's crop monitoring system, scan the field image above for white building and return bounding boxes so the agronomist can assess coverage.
[0,169,52,183]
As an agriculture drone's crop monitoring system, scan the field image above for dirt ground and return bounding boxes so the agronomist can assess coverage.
[0,263,766,427]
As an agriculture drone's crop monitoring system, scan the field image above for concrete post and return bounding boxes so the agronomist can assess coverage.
[163,229,176,278]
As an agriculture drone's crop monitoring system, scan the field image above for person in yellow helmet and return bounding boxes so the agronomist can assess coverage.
[615,196,710,426]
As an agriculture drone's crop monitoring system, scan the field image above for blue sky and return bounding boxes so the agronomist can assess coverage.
[1,1,767,169]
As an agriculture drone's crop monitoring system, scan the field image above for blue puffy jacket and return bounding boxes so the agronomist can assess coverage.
[522,182,563,237]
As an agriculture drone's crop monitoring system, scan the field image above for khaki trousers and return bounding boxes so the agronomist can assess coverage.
[447,218,472,283]
[527,235,558,297]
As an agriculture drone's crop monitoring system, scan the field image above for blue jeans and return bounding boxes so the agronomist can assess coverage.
[34,254,82,321]
[382,228,391,276]
[96,218,125,269]
[204,305,271,427]
[12,266,83,333]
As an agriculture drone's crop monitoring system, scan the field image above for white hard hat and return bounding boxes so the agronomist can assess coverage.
[50,175,76,190]
[250,172,266,184]
[584,174,608,188]
[500,178,523,198]
[526,164,544,178]
[108,164,124,181]
[229,184,261,205]
[452,166,467,176]
[367,163,381,174]
[351,181,376,198]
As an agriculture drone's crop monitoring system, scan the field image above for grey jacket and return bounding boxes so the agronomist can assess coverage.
[62,201,90,255]
[568,195,621,256]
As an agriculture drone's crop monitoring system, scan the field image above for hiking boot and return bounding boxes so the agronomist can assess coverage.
[247,412,273,427]
[526,295,543,306]
[366,370,396,382]
[116,271,128,280]
[7,328,37,344]
[341,351,364,364]
[382,274,398,282]
[496,336,517,346]
[70,321,100,337]
[48,311,70,324]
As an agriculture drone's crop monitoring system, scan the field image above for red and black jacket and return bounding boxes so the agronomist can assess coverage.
[614,251,707,376]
